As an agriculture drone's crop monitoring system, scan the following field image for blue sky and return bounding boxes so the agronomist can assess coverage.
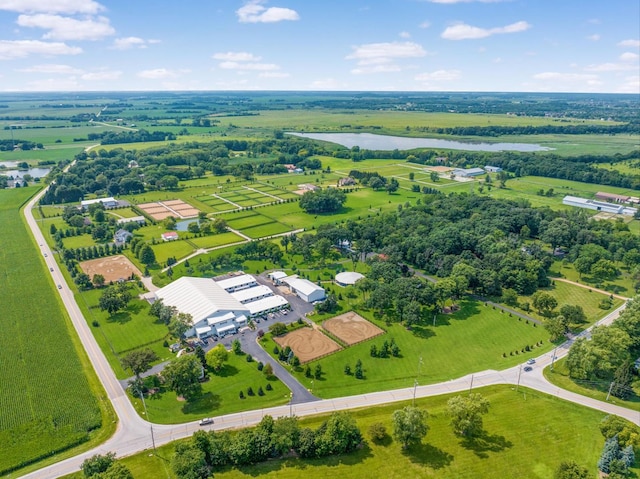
[0,0,638,93]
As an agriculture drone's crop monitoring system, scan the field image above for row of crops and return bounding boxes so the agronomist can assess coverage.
[0,187,101,474]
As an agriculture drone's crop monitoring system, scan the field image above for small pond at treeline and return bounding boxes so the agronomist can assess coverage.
[287,132,553,152]
[0,161,51,178]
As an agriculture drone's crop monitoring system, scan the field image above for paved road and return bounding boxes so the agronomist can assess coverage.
[20,187,639,478]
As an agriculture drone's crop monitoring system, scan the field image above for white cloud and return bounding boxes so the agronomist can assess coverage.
[586,34,600,41]
[137,68,189,79]
[0,40,82,59]
[351,64,402,75]
[419,21,431,29]
[309,78,341,89]
[219,61,279,71]
[17,14,114,41]
[584,62,637,72]
[111,37,156,50]
[236,0,299,23]
[399,31,411,39]
[212,52,261,62]
[347,41,427,64]
[0,0,103,14]
[533,72,602,87]
[81,70,121,80]
[617,75,640,94]
[441,20,531,40]
[620,52,639,62]
[617,39,640,48]
[415,69,461,81]
[25,77,81,90]
[259,71,290,78]
[17,63,82,74]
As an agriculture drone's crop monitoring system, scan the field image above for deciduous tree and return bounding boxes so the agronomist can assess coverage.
[392,406,429,449]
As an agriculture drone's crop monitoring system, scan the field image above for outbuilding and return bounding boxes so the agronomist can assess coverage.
[81,197,118,209]
[283,276,325,303]
[268,271,288,285]
[335,271,365,286]
[453,168,485,178]
[216,273,258,293]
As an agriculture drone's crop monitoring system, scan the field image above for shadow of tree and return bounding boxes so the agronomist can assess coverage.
[108,311,131,325]
[181,392,221,414]
[460,431,513,458]
[411,325,435,340]
[215,364,239,378]
[403,442,454,469]
[370,433,392,447]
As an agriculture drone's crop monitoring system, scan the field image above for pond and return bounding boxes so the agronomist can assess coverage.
[286,132,553,152]
[0,166,51,178]
[175,219,199,231]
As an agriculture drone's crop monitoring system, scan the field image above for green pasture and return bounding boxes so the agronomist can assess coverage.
[107,207,141,219]
[75,289,171,379]
[263,299,548,399]
[550,259,636,298]
[0,146,84,162]
[128,351,289,424]
[187,232,245,249]
[242,222,294,239]
[544,358,640,412]
[0,187,110,476]
[515,281,623,326]
[63,234,100,249]
[595,159,640,175]
[78,385,620,479]
[151,240,196,265]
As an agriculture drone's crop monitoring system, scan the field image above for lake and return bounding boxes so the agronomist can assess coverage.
[287,132,553,152]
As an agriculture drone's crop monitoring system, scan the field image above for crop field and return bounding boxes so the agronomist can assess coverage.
[0,187,102,475]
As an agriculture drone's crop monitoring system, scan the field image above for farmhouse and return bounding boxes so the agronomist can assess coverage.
[452,167,485,178]
[484,165,503,173]
[282,276,326,303]
[216,273,258,293]
[161,231,179,241]
[335,271,365,287]
[81,197,118,209]
[155,277,250,339]
[338,177,356,187]
[113,229,132,246]
[562,195,638,216]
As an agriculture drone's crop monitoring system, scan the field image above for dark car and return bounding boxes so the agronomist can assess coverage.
[524,366,533,372]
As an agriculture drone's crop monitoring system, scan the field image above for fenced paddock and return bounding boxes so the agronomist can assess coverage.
[323,311,385,346]
[274,327,342,363]
[137,200,200,220]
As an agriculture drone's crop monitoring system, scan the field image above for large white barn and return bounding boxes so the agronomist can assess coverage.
[283,276,326,303]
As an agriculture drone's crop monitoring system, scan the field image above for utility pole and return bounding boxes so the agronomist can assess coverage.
[606,381,615,402]
[469,374,474,392]
[413,379,418,406]
[139,390,156,453]
[516,364,522,392]
[289,392,293,417]
[550,347,558,371]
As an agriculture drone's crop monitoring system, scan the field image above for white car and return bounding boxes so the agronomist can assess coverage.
[199,418,214,426]
[526,359,536,365]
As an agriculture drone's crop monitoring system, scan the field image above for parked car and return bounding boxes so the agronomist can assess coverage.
[199,418,214,426]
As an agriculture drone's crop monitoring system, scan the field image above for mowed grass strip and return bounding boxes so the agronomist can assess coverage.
[87,385,621,479]
[130,352,289,424]
[0,188,103,474]
[264,300,548,399]
[188,232,245,249]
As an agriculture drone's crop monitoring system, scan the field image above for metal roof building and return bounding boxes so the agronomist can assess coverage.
[246,295,289,317]
[231,285,274,304]
[216,274,258,292]
[335,271,365,286]
[283,276,326,303]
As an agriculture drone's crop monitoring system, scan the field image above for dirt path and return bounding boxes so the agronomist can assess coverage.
[551,277,631,300]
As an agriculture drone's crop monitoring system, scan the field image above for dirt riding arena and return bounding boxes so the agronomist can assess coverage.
[80,255,142,283]
[323,312,385,346]
[137,199,200,220]
[274,327,342,363]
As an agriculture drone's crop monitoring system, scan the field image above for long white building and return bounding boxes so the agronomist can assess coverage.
[562,195,638,216]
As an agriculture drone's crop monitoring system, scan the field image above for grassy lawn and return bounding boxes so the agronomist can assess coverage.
[62,233,99,249]
[544,358,640,412]
[187,232,245,249]
[515,281,624,326]
[75,288,172,379]
[130,352,289,424]
[262,299,549,399]
[550,259,636,298]
[151,240,196,265]
[70,385,626,479]
[0,187,114,476]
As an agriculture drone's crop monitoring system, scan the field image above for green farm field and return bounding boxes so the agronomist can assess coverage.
[71,385,623,479]
[0,187,112,476]
[128,351,289,424]
[262,299,549,399]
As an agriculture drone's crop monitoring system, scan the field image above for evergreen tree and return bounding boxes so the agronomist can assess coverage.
[598,435,621,474]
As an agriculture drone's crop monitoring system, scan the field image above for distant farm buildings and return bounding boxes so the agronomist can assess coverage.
[452,167,485,178]
[81,197,118,209]
[338,177,356,187]
[484,165,503,173]
[161,231,179,241]
[562,195,638,216]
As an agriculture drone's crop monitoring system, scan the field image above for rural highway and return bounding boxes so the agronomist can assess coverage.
[21,186,638,478]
